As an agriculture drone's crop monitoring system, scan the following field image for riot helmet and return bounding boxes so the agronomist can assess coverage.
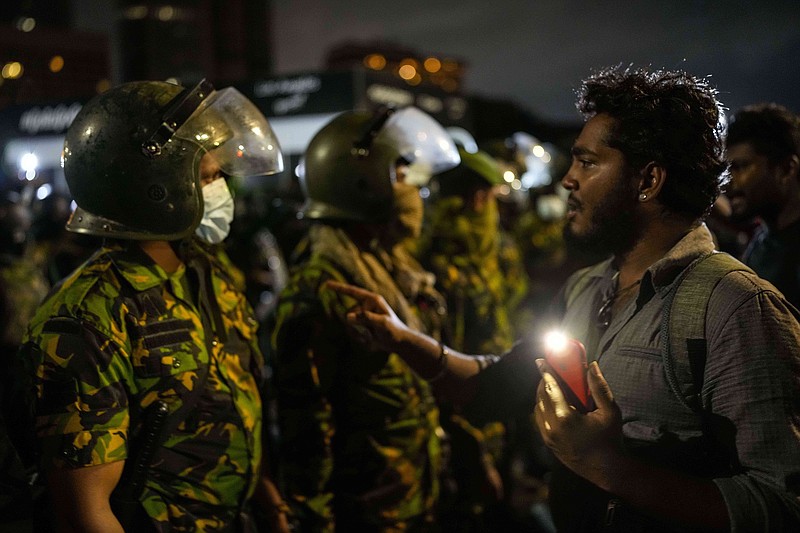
[62,79,283,240]
[298,106,460,222]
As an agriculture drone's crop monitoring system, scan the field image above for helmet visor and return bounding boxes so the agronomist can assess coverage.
[377,106,460,185]
[175,87,284,178]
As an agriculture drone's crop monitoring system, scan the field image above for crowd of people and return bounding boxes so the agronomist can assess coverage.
[0,64,799,532]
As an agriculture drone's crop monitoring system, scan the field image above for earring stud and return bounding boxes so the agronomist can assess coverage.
[639,193,648,201]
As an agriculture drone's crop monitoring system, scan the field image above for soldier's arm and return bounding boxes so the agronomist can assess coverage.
[48,461,125,533]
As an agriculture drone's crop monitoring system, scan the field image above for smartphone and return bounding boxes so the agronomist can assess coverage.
[542,333,594,413]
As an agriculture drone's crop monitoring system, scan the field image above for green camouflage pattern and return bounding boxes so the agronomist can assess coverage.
[420,196,523,355]
[18,239,264,531]
[420,196,531,525]
[272,253,442,532]
[0,254,50,349]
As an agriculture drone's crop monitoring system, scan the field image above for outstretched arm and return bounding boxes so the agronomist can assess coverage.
[324,281,487,403]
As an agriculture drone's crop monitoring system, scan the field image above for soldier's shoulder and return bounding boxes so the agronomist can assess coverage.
[27,248,122,333]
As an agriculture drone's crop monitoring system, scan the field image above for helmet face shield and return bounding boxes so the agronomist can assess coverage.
[63,80,284,241]
[175,87,284,179]
[376,107,460,186]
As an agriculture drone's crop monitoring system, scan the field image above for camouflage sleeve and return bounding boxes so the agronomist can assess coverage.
[271,263,352,532]
[29,316,132,470]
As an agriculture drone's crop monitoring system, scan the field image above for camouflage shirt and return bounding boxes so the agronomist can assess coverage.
[19,239,264,531]
[272,232,442,532]
[421,197,522,354]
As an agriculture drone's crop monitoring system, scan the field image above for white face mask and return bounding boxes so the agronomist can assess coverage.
[195,178,234,244]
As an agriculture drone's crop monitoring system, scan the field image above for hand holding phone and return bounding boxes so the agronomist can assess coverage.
[542,331,595,413]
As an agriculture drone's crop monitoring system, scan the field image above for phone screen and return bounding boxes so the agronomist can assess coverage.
[542,333,594,413]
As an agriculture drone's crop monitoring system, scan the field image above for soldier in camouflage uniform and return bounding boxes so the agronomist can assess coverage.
[419,148,528,531]
[12,80,289,532]
[271,107,460,532]
[422,148,528,353]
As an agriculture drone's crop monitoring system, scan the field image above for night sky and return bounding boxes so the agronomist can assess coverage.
[270,0,800,124]
[70,0,800,126]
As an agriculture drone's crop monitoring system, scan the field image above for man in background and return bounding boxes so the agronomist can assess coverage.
[725,102,800,307]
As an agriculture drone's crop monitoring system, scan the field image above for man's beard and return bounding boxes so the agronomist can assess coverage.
[563,178,640,258]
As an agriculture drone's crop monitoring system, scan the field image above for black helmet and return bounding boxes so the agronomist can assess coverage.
[298,106,460,223]
[62,79,283,240]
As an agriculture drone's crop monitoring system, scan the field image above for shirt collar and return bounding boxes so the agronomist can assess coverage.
[590,223,716,298]
[106,242,185,291]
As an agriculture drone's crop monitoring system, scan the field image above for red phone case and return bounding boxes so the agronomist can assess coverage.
[543,337,593,412]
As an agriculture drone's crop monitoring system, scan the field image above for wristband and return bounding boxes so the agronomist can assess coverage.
[425,342,450,383]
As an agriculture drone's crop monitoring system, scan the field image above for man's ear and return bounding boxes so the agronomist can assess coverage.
[779,154,800,186]
[637,161,667,202]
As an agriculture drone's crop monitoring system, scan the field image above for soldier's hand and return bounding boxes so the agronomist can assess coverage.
[324,281,411,353]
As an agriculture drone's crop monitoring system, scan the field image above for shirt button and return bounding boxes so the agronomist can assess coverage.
[172,359,182,369]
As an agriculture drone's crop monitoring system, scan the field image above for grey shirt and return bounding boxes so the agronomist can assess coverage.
[560,224,800,531]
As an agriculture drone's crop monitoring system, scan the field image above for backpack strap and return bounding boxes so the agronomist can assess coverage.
[661,252,754,412]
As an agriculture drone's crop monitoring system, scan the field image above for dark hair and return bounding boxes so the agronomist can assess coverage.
[726,103,800,164]
[576,65,728,218]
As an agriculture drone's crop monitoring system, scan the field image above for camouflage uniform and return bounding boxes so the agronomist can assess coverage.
[18,238,264,531]
[421,196,523,355]
[0,253,50,354]
[272,225,443,532]
[420,195,528,531]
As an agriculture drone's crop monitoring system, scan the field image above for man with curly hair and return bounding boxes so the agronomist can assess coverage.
[326,66,800,532]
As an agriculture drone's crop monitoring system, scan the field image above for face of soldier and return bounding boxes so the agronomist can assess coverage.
[195,151,235,244]
[392,180,424,240]
[561,113,641,256]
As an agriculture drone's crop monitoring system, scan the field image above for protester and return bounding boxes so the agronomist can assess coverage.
[327,66,800,532]
[725,102,800,308]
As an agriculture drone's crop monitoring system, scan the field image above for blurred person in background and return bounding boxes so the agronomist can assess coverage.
[7,79,290,532]
[271,106,459,532]
[0,189,50,530]
[725,102,800,308]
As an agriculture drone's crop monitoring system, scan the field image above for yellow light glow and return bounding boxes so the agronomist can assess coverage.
[406,73,422,86]
[2,62,23,79]
[503,170,516,183]
[533,145,545,157]
[441,78,458,92]
[364,54,387,70]
[49,56,65,73]
[423,57,441,73]
[124,6,148,20]
[157,6,175,21]
[400,58,419,68]
[398,65,417,80]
